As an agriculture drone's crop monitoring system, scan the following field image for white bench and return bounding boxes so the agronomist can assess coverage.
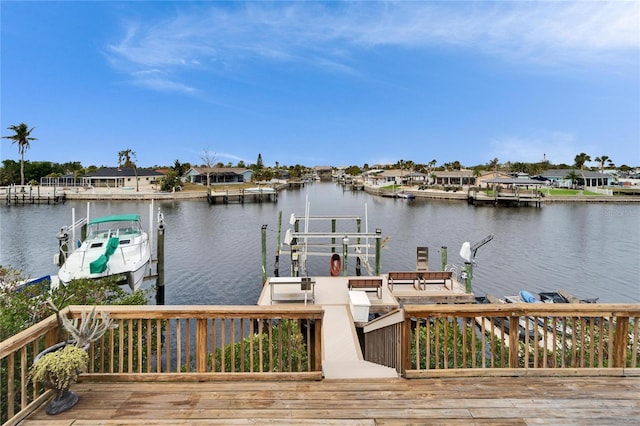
[269,277,315,304]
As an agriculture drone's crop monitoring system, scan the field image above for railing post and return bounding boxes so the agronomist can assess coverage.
[314,317,323,372]
[613,316,629,368]
[401,316,411,377]
[196,319,208,373]
[509,314,519,368]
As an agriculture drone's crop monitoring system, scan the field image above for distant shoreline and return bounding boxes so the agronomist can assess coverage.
[3,184,639,203]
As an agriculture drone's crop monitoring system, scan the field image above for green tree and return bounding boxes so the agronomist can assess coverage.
[172,160,190,177]
[118,149,138,192]
[159,169,181,192]
[565,169,581,189]
[345,165,362,176]
[0,159,20,185]
[3,123,37,185]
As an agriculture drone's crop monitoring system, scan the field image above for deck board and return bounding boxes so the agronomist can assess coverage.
[19,376,640,425]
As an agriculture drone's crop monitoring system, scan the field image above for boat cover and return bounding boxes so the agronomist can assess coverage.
[89,237,120,274]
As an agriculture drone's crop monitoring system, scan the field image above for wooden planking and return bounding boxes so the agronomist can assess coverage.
[20,376,640,425]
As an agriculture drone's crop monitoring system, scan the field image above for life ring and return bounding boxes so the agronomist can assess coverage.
[330,253,341,276]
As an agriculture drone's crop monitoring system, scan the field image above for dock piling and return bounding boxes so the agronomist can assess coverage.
[156,211,165,305]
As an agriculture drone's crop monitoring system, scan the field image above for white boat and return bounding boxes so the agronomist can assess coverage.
[245,186,276,194]
[393,191,415,199]
[57,214,151,290]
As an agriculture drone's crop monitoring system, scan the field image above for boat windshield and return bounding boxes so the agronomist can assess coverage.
[87,220,142,239]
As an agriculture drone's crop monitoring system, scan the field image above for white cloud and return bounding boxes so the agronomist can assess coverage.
[105,2,638,93]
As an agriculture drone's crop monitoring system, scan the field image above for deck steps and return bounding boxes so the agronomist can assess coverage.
[321,305,399,379]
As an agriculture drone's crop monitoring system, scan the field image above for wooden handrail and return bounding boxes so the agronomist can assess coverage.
[401,303,640,377]
[1,305,324,425]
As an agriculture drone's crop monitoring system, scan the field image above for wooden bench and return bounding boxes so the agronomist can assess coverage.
[387,271,423,291]
[419,271,453,290]
[347,278,383,299]
[387,271,453,291]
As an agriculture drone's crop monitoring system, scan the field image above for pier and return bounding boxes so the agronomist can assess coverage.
[206,187,278,204]
[468,187,542,207]
[1,185,65,205]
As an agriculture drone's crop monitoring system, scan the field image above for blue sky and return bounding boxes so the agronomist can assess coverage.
[1,1,638,169]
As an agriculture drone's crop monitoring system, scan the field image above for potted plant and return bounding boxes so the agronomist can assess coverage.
[30,305,117,415]
[30,344,89,414]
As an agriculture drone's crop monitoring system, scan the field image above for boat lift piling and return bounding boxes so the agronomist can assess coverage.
[441,246,447,271]
[274,211,282,277]
[155,209,165,305]
[261,225,268,283]
[459,234,494,293]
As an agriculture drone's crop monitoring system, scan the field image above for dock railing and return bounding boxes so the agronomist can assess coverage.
[1,305,323,425]
[400,304,640,378]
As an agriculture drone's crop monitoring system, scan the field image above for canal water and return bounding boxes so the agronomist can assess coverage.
[1,183,639,304]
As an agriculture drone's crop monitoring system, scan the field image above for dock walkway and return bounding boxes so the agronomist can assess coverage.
[258,275,471,379]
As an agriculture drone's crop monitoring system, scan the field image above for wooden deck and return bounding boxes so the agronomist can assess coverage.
[20,376,640,425]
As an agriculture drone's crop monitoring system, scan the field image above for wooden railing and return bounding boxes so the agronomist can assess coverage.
[401,304,640,378]
[1,305,323,425]
[363,310,404,374]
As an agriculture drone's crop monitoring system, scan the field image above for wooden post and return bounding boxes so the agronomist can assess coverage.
[331,219,336,253]
[314,317,323,372]
[509,314,519,368]
[375,229,381,276]
[463,262,472,293]
[401,317,411,377]
[342,236,348,276]
[156,214,165,305]
[274,212,282,277]
[261,224,268,283]
[613,316,629,368]
[292,219,299,277]
[196,319,208,372]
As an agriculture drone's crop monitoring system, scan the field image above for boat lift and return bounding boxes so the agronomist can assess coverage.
[262,203,385,280]
[458,234,494,293]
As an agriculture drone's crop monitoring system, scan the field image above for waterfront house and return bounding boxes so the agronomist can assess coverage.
[183,167,253,185]
[433,169,476,187]
[541,169,612,188]
[82,167,164,191]
[476,171,513,188]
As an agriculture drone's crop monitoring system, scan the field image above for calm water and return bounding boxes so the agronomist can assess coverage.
[1,183,639,304]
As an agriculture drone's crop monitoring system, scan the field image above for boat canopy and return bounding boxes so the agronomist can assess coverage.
[88,214,141,225]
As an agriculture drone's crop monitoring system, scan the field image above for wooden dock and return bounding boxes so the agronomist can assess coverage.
[468,189,542,207]
[19,376,640,425]
[259,275,473,379]
[206,188,278,204]
[1,186,66,205]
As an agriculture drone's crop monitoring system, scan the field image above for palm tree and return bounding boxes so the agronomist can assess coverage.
[3,123,37,185]
[488,158,499,175]
[594,155,610,186]
[574,152,591,189]
[118,149,138,192]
